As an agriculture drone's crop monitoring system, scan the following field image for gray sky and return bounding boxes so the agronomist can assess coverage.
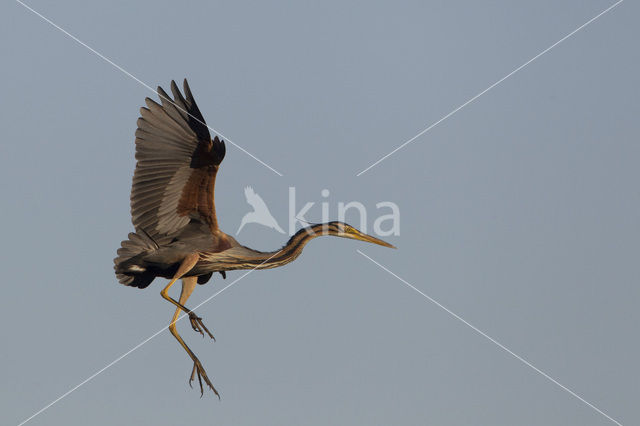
[2,1,638,425]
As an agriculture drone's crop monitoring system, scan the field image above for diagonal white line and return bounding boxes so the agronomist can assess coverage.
[16,252,280,426]
[356,250,623,426]
[15,0,284,177]
[356,0,624,176]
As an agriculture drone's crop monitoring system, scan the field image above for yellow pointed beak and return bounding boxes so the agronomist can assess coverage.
[351,231,396,249]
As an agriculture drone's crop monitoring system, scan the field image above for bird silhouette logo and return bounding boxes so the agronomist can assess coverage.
[236,186,285,235]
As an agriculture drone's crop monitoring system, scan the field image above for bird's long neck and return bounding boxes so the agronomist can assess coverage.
[248,223,330,269]
[201,224,331,271]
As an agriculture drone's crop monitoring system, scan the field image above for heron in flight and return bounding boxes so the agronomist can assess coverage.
[114,79,395,397]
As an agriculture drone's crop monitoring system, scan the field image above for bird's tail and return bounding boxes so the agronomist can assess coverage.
[114,231,158,288]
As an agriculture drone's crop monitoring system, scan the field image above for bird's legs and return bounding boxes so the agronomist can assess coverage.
[160,254,214,339]
[169,295,219,398]
[161,255,219,397]
[179,276,215,339]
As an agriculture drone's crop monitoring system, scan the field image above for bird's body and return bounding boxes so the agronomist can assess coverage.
[118,223,344,282]
[114,79,394,397]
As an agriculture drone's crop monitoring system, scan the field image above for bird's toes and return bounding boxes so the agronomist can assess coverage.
[189,314,215,340]
[199,320,215,341]
[191,323,205,337]
[198,370,204,397]
[189,363,197,388]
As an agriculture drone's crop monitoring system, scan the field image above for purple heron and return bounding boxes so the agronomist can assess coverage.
[114,79,395,397]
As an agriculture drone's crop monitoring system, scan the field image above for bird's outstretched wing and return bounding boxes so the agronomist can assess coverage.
[130,79,226,239]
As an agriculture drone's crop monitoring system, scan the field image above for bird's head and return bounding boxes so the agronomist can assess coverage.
[314,221,396,248]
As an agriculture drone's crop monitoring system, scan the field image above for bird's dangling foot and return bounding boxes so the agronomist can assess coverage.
[189,357,220,398]
[188,312,215,340]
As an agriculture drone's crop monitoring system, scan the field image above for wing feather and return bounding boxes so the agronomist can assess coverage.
[129,79,226,239]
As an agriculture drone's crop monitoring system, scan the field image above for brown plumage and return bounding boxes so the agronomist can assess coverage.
[114,79,395,397]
